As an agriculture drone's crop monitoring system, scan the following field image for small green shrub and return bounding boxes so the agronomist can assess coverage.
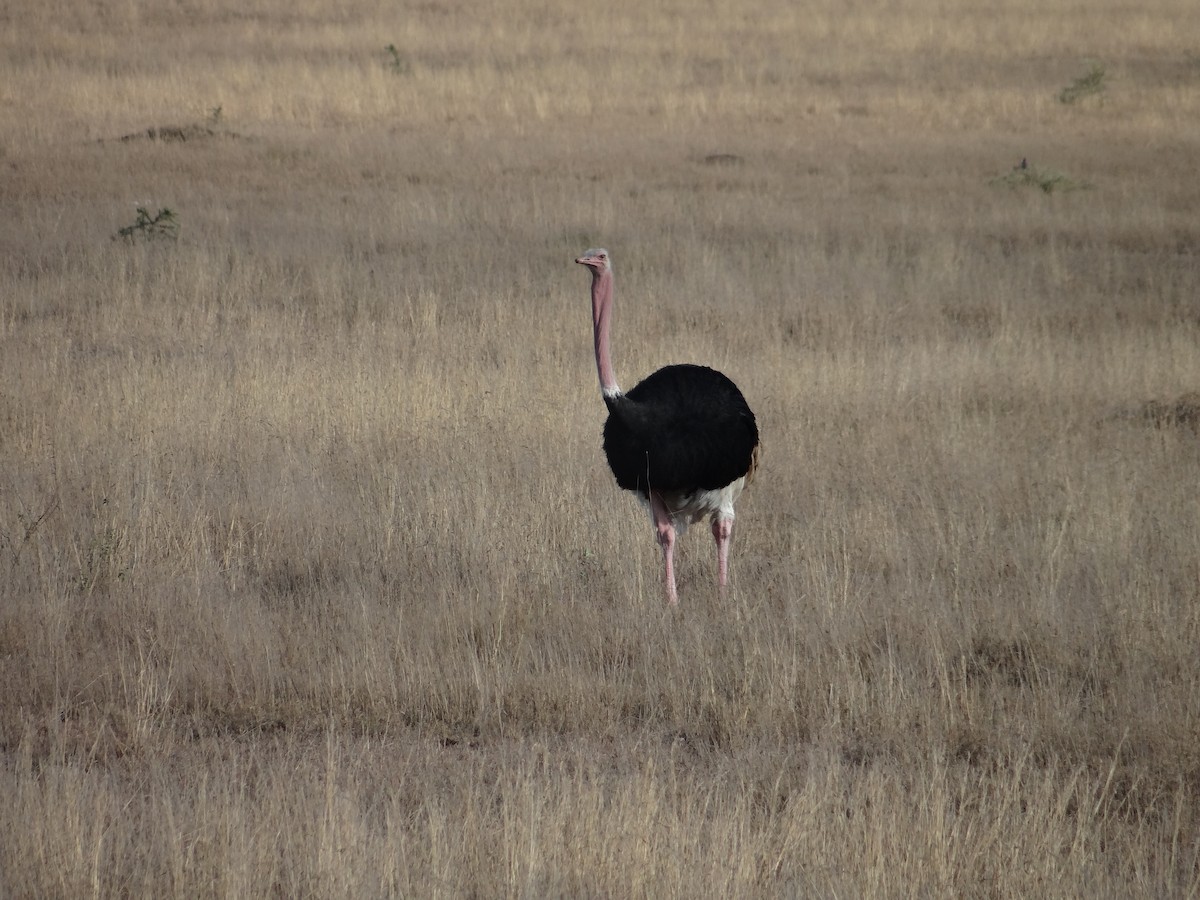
[1059,61,1106,104]
[114,206,180,242]
[385,44,412,75]
[989,159,1092,194]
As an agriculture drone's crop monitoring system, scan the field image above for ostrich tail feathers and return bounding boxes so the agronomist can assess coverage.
[745,440,762,487]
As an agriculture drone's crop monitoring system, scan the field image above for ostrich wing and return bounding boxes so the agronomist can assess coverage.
[602,364,758,495]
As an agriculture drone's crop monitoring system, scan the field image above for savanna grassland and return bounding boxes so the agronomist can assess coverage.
[3,0,1200,895]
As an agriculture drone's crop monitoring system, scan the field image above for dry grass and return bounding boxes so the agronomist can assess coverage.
[3,0,1200,895]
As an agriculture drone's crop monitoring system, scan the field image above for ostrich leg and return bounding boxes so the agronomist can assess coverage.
[712,516,733,589]
[648,492,678,605]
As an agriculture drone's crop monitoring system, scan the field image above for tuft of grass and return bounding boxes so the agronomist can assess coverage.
[384,43,412,75]
[1059,61,1107,104]
[113,206,179,242]
[989,159,1092,193]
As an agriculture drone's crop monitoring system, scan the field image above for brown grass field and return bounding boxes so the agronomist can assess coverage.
[3,0,1200,895]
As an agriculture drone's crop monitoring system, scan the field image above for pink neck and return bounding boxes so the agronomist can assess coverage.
[591,268,621,397]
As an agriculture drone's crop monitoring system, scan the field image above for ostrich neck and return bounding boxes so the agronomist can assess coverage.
[591,269,621,398]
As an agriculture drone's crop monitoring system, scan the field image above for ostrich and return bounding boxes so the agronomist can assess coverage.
[575,248,759,605]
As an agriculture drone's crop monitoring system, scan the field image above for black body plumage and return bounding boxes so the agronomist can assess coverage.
[602,363,759,498]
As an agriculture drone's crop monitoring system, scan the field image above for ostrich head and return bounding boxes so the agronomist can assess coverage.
[575,248,611,276]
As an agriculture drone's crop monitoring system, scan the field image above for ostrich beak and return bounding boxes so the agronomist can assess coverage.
[575,250,608,270]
